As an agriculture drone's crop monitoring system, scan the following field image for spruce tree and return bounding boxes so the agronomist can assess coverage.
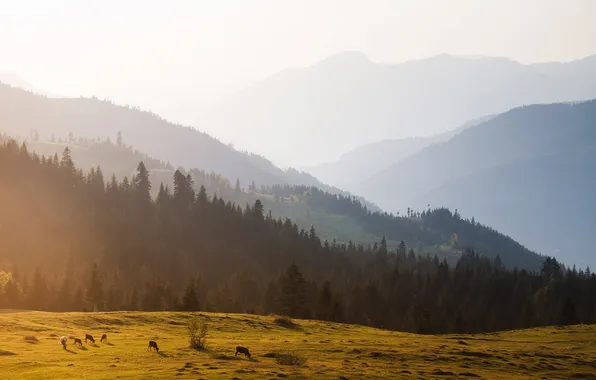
[87,264,104,311]
[181,279,200,311]
[133,161,152,205]
[277,264,308,318]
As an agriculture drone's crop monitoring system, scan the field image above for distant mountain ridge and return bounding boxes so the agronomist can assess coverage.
[0,83,368,205]
[207,52,596,166]
[0,72,54,96]
[304,115,494,189]
[354,100,596,268]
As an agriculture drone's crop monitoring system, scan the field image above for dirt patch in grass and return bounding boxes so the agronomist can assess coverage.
[23,336,39,343]
[452,350,492,359]
[460,372,481,378]
[369,351,393,359]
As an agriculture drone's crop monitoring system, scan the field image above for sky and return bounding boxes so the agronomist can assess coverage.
[1,0,596,164]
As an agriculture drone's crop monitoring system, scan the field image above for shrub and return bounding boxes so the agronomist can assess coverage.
[272,315,298,329]
[274,351,307,366]
[187,316,208,350]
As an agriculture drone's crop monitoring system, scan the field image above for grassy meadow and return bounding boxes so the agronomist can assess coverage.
[0,310,595,379]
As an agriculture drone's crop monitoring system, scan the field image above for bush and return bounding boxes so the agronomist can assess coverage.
[272,315,298,329]
[274,351,306,366]
[187,316,208,350]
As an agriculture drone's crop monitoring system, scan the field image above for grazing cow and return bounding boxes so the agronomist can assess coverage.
[60,336,67,349]
[100,334,107,343]
[73,338,83,347]
[85,334,95,344]
[148,340,159,352]
[235,346,251,359]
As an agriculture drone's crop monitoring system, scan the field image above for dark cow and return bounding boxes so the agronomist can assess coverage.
[73,338,83,347]
[100,334,108,343]
[148,340,159,352]
[235,346,251,359]
[85,334,95,344]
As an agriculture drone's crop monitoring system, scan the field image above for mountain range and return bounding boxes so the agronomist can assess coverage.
[0,82,376,210]
[206,52,596,167]
[354,101,596,269]
[3,50,596,269]
[304,115,494,189]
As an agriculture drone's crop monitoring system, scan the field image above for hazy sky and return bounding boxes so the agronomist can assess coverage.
[2,0,596,164]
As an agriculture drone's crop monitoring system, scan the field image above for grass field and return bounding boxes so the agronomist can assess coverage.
[0,311,595,379]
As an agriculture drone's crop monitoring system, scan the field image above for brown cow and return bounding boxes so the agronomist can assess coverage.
[148,340,159,352]
[235,346,251,359]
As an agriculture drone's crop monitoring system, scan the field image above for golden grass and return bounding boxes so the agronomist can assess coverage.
[0,310,594,379]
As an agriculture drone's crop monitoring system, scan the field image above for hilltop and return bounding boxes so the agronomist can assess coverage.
[0,311,595,380]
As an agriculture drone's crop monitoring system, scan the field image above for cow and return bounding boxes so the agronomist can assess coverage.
[85,334,95,344]
[73,338,83,347]
[235,346,251,359]
[60,336,67,349]
[100,334,108,343]
[148,340,159,352]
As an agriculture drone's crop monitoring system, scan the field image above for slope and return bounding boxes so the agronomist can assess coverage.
[3,134,544,270]
[0,83,284,188]
[206,52,596,166]
[357,100,596,268]
[304,115,493,189]
[1,311,595,380]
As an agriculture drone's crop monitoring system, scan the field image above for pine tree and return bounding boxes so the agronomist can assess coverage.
[27,268,48,310]
[316,281,333,320]
[72,286,84,311]
[87,264,104,311]
[181,279,200,311]
[133,161,152,205]
[57,276,71,312]
[253,200,264,220]
[263,281,278,314]
[4,279,20,308]
[277,264,308,318]
[557,298,580,326]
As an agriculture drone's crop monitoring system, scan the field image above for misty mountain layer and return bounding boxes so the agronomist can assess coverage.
[207,52,596,166]
[0,83,374,209]
[355,100,596,268]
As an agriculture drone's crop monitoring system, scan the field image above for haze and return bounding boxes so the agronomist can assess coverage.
[2,1,596,366]
[2,0,596,166]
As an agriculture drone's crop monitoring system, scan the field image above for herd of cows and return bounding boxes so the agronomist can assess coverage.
[59,333,108,349]
[58,333,252,359]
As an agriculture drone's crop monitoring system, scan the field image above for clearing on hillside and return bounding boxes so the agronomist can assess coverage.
[0,311,594,379]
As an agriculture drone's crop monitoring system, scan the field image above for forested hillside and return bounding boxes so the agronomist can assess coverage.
[0,140,594,334]
[2,133,543,270]
[0,83,347,195]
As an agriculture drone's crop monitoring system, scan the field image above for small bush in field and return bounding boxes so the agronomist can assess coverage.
[272,315,298,329]
[187,317,208,350]
[274,351,306,366]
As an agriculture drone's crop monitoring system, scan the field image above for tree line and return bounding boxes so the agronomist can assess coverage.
[7,130,544,270]
[0,140,594,334]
